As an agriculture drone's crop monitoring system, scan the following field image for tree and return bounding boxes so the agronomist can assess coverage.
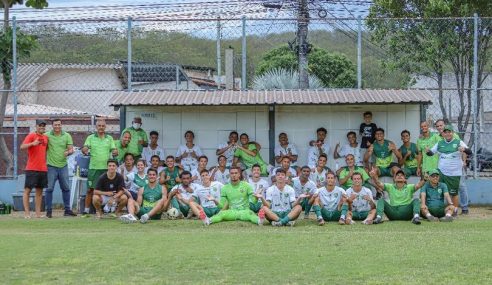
[255,45,357,88]
[1,0,48,175]
[367,0,492,147]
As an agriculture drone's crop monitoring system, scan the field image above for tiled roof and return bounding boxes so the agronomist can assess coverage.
[109,89,433,106]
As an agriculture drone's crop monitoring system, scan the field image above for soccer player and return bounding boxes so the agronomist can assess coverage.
[345,172,377,225]
[210,155,230,185]
[216,131,239,168]
[191,155,209,185]
[420,170,455,222]
[81,119,117,217]
[125,159,148,201]
[398,130,420,178]
[370,168,426,225]
[199,167,265,226]
[269,156,297,184]
[248,164,270,213]
[233,133,269,176]
[191,170,223,220]
[121,117,148,161]
[274,132,299,168]
[45,118,76,218]
[115,131,131,164]
[312,172,348,225]
[20,119,49,218]
[257,169,302,226]
[120,168,167,224]
[167,171,199,218]
[416,121,440,177]
[142,131,165,166]
[176,130,203,171]
[147,155,165,174]
[291,166,317,219]
[160,155,181,192]
[337,154,370,190]
[426,124,472,213]
[307,127,330,168]
[364,128,402,177]
[92,159,128,219]
[334,131,363,167]
[119,153,136,179]
[309,154,330,188]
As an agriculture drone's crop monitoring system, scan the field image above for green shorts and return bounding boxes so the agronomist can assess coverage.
[300,198,310,210]
[249,201,263,213]
[351,211,369,221]
[428,206,446,218]
[273,210,290,219]
[439,172,460,196]
[137,207,162,220]
[204,207,220,217]
[321,209,341,221]
[87,169,106,189]
[403,167,418,177]
[378,163,399,177]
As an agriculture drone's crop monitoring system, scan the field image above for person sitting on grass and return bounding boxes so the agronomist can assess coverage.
[370,168,426,225]
[199,166,265,226]
[345,172,377,225]
[210,155,230,185]
[167,171,199,219]
[125,159,148,201]
[256,169,303,227]
[420,169,455,222]
[310,154,330,188]
[312,171,348,226]
[291,165,318,219]
[92,159,128,219]
[248,164,271,213]
[191,169,223,221]
[160,155,182,192]
[120,168,167,224]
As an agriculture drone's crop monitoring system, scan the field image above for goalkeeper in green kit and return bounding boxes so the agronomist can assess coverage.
[200,166,265,226]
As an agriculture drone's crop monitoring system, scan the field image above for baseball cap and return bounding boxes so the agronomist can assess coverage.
[443,124,454,132]
[428,169,440,176]
[394,169,405,177]
[36,119,47,126]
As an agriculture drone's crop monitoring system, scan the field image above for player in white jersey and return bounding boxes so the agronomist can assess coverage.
[141,131,165,166]
[291,165,318,219]
[175,130,203,171]
[190,155,209,185]
[190,169,223,218]
[309,154,331,188]
[216,131,239,168]
[166,171,200,218]
[269,156,297,184]
[334,131,363,167]
[256,168,304,226]
[307,127,330,168]
[210,155,230,185]
[274,132,299,168]
[248,164,271,213]
[312,171,348,225]
[146,155,164,175]
[345,172,377,225]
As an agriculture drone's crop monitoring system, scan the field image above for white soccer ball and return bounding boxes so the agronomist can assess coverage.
[167,207,180,220]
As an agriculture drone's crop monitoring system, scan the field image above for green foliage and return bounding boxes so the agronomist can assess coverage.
[252,68,325,89]
[255,45,357,88]
[0,27,37,81]
[0,0,47,9]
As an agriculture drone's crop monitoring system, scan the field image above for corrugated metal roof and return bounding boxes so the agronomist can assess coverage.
[109,89,433,106]
[0,63,123,91]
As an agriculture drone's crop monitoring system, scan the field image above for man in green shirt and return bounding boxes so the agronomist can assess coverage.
[337,154,371,189]
[233,133,269,176]
[416,121,440,177]
[398,130,420,178]
[45,119,76,218]
[121,117,148,161]
[200,166,265,226]
[81,119,117,217]
[420,169,454,222]
[364,128,402,177]
[370,168,425,225]
[115,131,131,164]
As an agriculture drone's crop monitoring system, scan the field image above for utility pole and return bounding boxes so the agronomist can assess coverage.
[297,0,309,89]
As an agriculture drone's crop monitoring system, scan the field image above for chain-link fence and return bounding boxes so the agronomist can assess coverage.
[1,16,491,177]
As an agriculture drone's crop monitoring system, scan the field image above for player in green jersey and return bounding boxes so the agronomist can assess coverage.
[160,155,182,192]
[416,121,440,177]
[364,128,402,177]
[233,133,269,176]
[337,154,371,190]
[115,131,131,164]
[398,130,420,178]
[120,117,148,161]
[419,169,455,222]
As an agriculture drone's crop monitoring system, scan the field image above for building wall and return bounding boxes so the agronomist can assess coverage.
[124,104,420,170]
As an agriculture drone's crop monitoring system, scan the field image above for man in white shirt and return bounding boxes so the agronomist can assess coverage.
[216,131,239,168]
[291,165,318,219]
[307,127,330,168]
[142,131,165,166]
[334,131,363,167]
[248,164,271,213]
[274,132,299,168]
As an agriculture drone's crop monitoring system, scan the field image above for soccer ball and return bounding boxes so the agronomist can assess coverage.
[167,208,180,220]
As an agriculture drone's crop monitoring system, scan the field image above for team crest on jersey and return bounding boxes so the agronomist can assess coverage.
[334,193,338,198]
[452,144,457,148]
[284,193,289,197]
[437,188,442,194]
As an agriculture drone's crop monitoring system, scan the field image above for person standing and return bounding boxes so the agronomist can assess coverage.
[115,131,131,164]
[20,119,49,218]
[121,117,148,161]
[45,119,77,218]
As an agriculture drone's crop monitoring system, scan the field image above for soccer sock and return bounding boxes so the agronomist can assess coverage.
[84,207,90,213]
[445,213,451,217]
[304,201,312,216]
[426,213,432,217]
[340,214,346,220]
[413,214,419,218]
[341,204,349,216]
[313,205,322,219]
[280,216,291,225]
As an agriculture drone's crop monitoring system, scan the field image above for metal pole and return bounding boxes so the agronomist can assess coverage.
[357,16,362,89]
[127,17,132,91]
[175,65,180,90]
[241,16,247,90]
[216,17,222,90]
[297,0,309,89]
[12,17,18,178]
[472,13,479,178]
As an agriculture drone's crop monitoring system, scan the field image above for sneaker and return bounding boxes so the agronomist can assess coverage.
[412,216,421,225]
[373,215,383,224]
[140,213,150,224]
[426,215,439,222]
[257,208,265,226]
[362,219,373,225]
[338,217,346,225]
[186,211,194,219]
[198,209,210,226]
[461,209,469,215]
[64,210,77,217]
[439,216,453,222]
[317,217,325,226]
[46,210,52,219]
[120,214,137,224]
[345,218,354,225]
[304,213,310,220]
[452,208,458,218]
[286,221,295,227]
[271,221,282,227]
[81,212,91,218]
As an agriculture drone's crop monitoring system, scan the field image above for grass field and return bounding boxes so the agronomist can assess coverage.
[1,208,492,285]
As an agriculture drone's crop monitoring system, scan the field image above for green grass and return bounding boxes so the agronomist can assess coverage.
[0,215,491,285]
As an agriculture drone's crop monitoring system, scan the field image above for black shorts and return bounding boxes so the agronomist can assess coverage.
[25,170,48,189]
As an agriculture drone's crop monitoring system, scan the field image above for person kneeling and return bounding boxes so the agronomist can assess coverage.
[420,169,454,222]
[312,171,348,226]
[345,172,377,225]
[120,168,168,224]
[92,159,128,219]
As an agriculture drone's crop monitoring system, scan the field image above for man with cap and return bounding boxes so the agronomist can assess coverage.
[419,169,455,222]
[20,119,49,218]
[121,117,148,161]
[370,167,426,225]
[45,118,77,218]
[426,124,472,214]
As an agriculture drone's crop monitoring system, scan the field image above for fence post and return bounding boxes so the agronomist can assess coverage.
[357,16,362,89]
[472,13,479,178]
[12,17,18,179]
[175,65,180,90]
[127,17,132,91]
[216,17,222,89]
[241,16,247,90]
